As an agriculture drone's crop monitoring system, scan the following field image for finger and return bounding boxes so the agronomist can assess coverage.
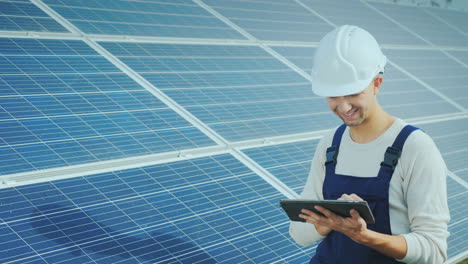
[298,213,309,220]
[301,208,320,216]
[349,193,363,201]
[299,209,322,220]
[338,193,350,200]
[299,211,321,223]
[314,205,335,218]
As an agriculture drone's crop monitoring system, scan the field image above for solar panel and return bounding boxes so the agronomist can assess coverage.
[367,1,468,46]
[424,7,468,36]
[201,0,333,41]
[418,118,468,182]
[41,0,246,39]
[0,154,314,263]
[0,0,467,263]
[243,140,318,193]
[446,177,468,259]
[0,0,68,32]
[98,41,339,141]
[299,0,427,46]
[0,38,215,175]
[270,46,315,73]
[384,49,468,110]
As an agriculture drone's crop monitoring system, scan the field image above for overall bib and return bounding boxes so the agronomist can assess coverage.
[310,124,418,264]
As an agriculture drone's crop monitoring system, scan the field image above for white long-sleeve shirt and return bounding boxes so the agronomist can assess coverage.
[289,118,450,264]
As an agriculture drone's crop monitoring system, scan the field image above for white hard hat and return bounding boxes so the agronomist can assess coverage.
[311,25,387,97]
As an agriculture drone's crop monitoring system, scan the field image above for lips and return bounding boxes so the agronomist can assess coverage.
[341,108,358,119]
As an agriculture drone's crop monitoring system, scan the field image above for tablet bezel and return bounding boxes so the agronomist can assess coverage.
[279,199,375,224]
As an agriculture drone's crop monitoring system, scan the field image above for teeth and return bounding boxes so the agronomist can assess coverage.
[344,109,356,116]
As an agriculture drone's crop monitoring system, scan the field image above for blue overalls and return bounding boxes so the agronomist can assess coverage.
[310,124,418,264]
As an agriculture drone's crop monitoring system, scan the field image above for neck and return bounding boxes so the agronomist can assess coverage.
[349,105,395,144]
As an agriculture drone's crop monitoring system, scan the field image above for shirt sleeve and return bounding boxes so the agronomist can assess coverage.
[289,136,329,246]
[399,132,450,264]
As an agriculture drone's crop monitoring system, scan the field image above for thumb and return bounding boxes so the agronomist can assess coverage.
[350,209,361,219]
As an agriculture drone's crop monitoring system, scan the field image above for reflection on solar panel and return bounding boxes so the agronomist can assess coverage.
[0,0,467,263]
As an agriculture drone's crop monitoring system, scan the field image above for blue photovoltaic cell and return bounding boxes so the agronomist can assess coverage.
[271,46,315,73]
[300,0,426,46]
[447,177,467,226]
[418,118,468,182]
[0,38,215,175]
[0,154,315,264]
[447,50,468,67]
[378,78,461,119]
[243,140,318,193]
[384,49,468,110]
[368,2,468,47]
[425,7,468,35]
[457,170,468,184]
[446,51,468,106]
[0,0,68,32]
[41,0,245,39]
[202,0,333,42]
[446,177,468,258]
[100,41,341,141]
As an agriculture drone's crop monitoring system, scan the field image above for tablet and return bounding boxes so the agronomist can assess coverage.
[279,199,375,224]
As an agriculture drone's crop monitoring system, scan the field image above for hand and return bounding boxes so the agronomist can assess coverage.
[337,193,363,202]
[299,193,369,243]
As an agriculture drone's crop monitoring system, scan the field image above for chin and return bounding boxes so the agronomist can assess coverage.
[345,120,364,127]
[340,116,365,127]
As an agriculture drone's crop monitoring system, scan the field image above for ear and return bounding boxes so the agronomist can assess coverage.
[373,76,383,95]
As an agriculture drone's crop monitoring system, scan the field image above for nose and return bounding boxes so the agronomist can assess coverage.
[335,98,353,113]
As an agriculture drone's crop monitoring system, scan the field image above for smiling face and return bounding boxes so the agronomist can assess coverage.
[326,76,383,127]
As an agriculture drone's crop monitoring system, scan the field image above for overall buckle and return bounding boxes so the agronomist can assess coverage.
[380,146,401,170]
[325,146,339,165]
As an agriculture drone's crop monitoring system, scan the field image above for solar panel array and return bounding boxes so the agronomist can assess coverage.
[0,0,467,263]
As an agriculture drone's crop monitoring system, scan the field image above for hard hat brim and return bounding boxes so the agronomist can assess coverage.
[312,76,374,97]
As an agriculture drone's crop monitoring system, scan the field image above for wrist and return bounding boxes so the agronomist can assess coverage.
[348,228,375,245]
[350,231,408,260]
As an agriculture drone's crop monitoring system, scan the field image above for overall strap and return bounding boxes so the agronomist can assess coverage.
[325,124,347,166]
[379,125,419,177]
